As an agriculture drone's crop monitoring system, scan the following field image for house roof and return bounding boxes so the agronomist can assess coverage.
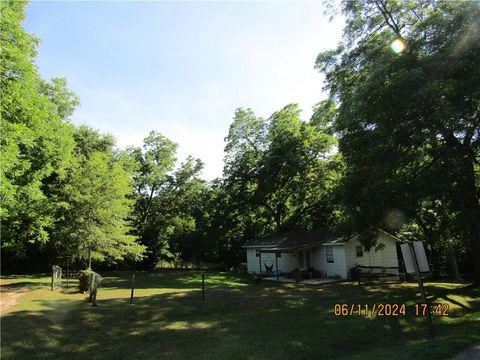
[243,229,337,252]
[323,237,349,245]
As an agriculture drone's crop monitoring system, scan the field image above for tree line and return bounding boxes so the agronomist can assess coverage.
[1,1,479,284]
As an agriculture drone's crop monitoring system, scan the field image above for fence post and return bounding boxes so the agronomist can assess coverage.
[66,259,70,287]
[92,273,98,306]
[88,272,93,303]
[51,266,55,291]
[130,273,136,305]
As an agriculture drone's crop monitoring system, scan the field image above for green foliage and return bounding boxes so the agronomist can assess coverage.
[0,0,76,255]
[215,103,341,262]
[78,269,102,293]
[317,0,480,280]
[128,131,177,226]
[127,132,208,269]
[78,269,94,292]
[5,0,478,281]
[52,129,146,267]
[72,125,115,158]
[224,104,335,230]
[1,1,145,269]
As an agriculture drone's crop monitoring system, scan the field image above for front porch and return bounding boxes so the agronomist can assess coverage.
[254,244,326,283]
[245,230,337,278]
[262,276,341,285]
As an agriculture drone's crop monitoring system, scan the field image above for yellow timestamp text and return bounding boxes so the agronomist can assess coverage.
[333,303,450,317]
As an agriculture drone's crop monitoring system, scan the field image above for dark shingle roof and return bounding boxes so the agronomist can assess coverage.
[243,229,336,251]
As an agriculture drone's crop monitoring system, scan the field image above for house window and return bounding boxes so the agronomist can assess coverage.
[356,246,364,257]
[326,246,334,263]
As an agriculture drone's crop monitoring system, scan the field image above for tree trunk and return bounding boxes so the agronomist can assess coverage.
[142,184,156,224]
[275,213,282,231]
[446,247,461,281]
[470,206,480,286]
[430,247,442,279]
[464,154,480,285]
[88,248,92,270]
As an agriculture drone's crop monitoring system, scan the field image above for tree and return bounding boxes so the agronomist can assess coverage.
[157,157,208,265]
[127,131,177,269]
[199,180,260,267]
[316,0,480,283]
[128,132,211,268]
[223,104,339,241]
[259,104,337,230]
[51,127,145,268]
[1,0,77,258]
[129,131,177,226]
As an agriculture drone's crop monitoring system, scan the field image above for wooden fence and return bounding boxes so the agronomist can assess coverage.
[356,265,402,285]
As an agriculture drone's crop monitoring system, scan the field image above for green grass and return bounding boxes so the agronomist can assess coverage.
[1,271,479,360]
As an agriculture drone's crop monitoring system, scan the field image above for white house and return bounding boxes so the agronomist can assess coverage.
[243,229,400,279]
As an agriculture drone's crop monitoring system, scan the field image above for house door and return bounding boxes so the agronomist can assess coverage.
[298,250,311,270]
[305,250,311,269]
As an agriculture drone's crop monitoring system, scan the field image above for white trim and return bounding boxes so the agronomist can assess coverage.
[325,246,335,263]
[376,228,402,242]
[242,245,275,249]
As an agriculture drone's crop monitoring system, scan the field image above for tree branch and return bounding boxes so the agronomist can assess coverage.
[375,0,402,37]
[141,183,156,224]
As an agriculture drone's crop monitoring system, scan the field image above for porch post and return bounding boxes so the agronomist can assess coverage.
[258,251,262,274]
[296,251,301,283]
[275,252,279,280]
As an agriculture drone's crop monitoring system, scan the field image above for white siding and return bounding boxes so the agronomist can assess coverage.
[312,245,348,279]
[246,248,260,273]
[278,253,297,272]
[344,231,400,279]
[246,230,399,279]
[246,248,297,273]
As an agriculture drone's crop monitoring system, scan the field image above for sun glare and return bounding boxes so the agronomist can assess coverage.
[390,39,406,54]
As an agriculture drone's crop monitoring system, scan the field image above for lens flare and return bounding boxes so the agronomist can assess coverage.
[390,39,406,54]
[383,208,406,230]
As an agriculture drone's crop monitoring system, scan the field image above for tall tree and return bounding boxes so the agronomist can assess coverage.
[260,104,337,230]
[129,131,177,226]
[128,132,210,268]
[223,104,338,236]
[1,0,77,257]
[317,0,480,283]
[51,127,145,268]
[156,157,208,265]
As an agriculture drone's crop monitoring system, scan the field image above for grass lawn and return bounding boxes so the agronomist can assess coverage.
[1,271,479,360]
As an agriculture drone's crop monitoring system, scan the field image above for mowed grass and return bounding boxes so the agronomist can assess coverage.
[1,272,479,360]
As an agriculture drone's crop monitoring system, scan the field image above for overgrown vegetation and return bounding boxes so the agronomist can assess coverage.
[1,0,479,284]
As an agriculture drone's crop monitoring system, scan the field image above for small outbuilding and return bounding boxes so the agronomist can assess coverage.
[243,229,401,280]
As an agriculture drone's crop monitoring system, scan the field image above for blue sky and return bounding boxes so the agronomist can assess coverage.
[25,1,344,180]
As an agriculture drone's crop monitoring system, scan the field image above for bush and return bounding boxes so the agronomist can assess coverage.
[78,269,94,292]
[350,267,359,281]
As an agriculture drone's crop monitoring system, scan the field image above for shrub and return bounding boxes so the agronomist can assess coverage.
[350,267,359,281]
[78,269,94,292]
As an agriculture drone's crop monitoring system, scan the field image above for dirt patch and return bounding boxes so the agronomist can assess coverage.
[0,286,30,314]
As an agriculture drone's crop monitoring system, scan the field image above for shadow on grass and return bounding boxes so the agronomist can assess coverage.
[1,274,52,290]
[2,281,479,360]
[1,274,49,280]
[98,271,252,290]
